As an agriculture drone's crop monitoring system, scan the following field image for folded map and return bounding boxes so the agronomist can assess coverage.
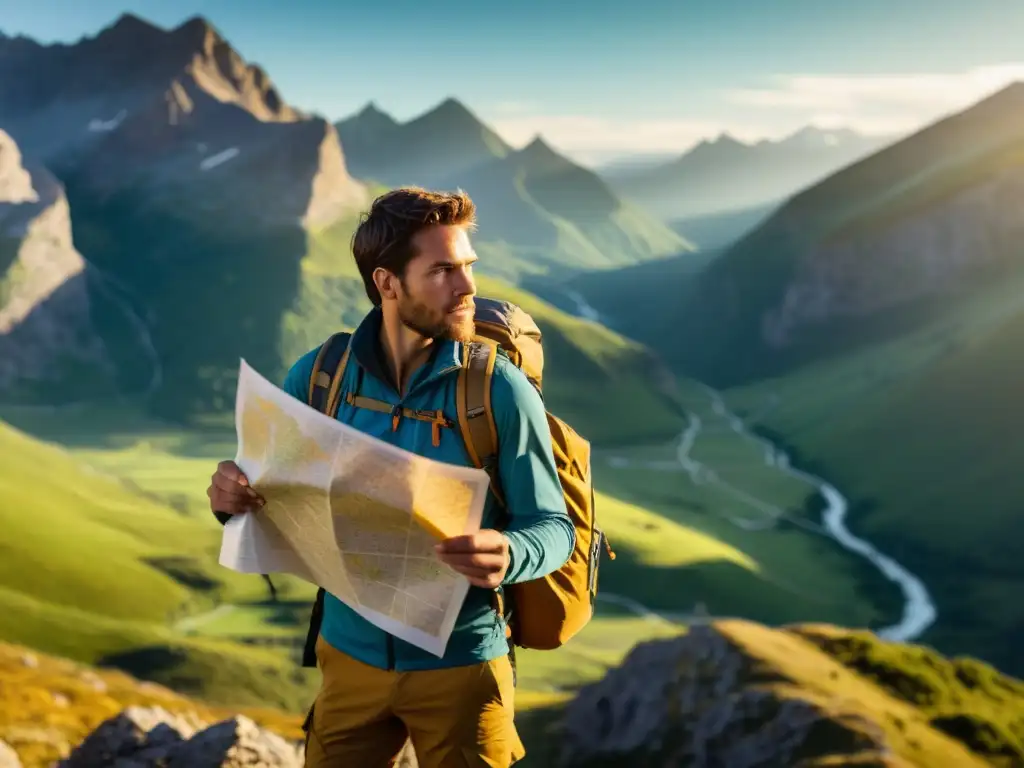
[218,359,490,657]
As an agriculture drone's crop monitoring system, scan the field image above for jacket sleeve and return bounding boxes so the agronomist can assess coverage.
[281,347,319,402]
[490,357,576,584]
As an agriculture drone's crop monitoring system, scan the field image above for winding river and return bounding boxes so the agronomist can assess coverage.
[563,289,937,643]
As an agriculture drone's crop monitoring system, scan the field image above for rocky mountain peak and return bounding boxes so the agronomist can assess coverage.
[0,130,38,204]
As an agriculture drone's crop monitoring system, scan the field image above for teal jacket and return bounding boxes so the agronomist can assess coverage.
[281,307,575,671]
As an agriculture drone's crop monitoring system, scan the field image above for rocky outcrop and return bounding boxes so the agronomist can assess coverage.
[0,130,112,391]
[558,620,998,768]
[763,164,1024,347]
[57,706,303,768]
[53,706,420,768]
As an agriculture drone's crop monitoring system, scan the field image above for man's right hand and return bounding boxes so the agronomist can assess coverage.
[207,460,264,517]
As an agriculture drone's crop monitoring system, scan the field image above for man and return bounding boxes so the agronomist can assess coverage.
[207,187,575,767]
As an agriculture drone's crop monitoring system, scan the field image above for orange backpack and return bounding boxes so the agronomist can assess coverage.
[455,298,614,650]
[304,297,614,656]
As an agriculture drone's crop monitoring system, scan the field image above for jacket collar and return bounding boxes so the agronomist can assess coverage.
[349,307,464,398]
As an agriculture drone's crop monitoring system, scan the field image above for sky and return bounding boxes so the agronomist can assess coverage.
[3,0,1024,165]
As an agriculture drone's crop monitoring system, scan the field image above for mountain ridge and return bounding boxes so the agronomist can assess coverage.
[0,12,368,416]
[337,98,690,280]
[606,123,896,220]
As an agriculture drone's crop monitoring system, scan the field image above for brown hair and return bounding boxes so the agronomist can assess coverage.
[351,187,477,306]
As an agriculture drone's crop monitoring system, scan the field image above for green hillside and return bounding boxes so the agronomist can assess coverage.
[527,245,721,341]
[724,282,1024,678]
[665,82,1024,386]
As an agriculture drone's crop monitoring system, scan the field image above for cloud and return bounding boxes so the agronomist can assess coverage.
[727,63,1024,135]
[485,113,765,165]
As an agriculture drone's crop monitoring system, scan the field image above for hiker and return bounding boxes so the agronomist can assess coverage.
[207,187,575,767]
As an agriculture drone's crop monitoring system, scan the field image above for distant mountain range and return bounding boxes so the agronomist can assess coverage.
[604,126,896,220]
[336,101,691,281]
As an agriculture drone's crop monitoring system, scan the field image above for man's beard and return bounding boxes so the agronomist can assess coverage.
[397,293,476,343]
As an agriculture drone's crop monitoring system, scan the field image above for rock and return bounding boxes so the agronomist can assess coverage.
[57,706,306,768]
[0,740,22,768]
[166,715,302,767]
[559,623,899,767]
[58,706,196,767]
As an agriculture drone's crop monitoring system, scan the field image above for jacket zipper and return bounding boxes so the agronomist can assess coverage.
[381,362,459,672]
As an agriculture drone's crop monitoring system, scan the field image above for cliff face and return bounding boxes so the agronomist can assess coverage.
[559,620,1024,768]
[0,131,111,393]
[762,164,1024,348]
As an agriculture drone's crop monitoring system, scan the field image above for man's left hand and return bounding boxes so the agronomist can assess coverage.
[435,529,510,589]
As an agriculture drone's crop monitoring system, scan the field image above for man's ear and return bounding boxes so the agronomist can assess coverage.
[373,267,400,301]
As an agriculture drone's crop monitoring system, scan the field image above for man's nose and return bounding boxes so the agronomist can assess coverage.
[454,267,476,296]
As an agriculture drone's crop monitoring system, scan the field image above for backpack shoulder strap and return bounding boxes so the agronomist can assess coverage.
[307,331,352,417]
[456,340,505,510]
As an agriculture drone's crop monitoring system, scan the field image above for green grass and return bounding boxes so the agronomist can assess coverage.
[722,280,1024,677]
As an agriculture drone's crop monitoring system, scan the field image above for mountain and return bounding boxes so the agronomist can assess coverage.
[568,82,1024,679]
[335,97,511,186]
[668,82,1024,384]
[0,13,368,419]
[0,131,114,400]
[606,126,894,220]
[336,102,691,281]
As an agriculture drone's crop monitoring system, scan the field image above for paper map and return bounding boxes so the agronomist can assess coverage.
[218,359,490,657]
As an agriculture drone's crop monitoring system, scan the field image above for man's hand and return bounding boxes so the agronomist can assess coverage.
[207,460,264,517]
[434,530,510,589]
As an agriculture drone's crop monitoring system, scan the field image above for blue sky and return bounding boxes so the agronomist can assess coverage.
[4,0,1024,163]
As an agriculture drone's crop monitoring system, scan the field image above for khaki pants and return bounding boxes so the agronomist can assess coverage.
[304,636,526,767]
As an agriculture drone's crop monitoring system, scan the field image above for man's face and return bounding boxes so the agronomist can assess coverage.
[393,224,478,342]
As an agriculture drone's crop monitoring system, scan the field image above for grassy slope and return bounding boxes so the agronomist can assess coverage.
[540,620,1024,768]
[0,639,310,768]
[529,246,720,344]
[723,621,1024,768]
[0,416,321,706]
[725,283,1024,676]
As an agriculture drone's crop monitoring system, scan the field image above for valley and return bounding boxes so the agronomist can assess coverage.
[1,8,1022,768]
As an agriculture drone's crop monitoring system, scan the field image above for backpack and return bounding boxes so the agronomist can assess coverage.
[295,297,613,666]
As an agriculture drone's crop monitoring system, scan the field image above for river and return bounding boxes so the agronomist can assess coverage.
[561,289,937,643]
